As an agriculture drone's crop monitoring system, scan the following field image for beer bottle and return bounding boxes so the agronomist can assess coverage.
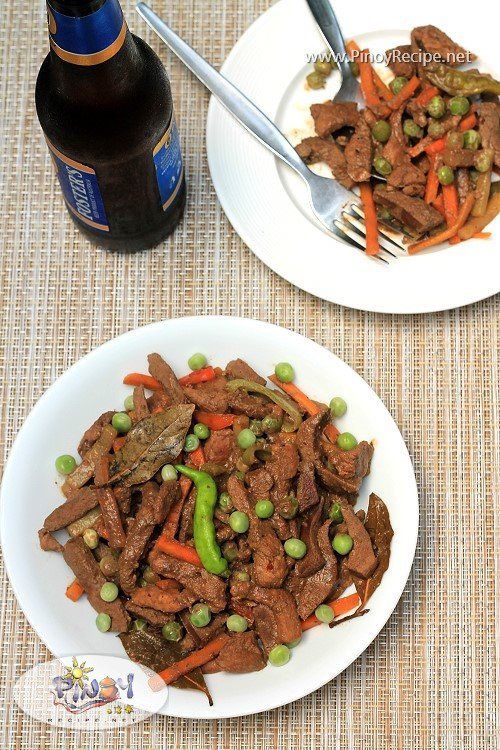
[36,0,186,252]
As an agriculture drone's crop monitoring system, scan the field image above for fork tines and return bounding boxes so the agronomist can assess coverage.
[334,203,408,263]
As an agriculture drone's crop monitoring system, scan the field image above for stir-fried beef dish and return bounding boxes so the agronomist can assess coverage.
[40,354,393,702]
[299,26,500,255]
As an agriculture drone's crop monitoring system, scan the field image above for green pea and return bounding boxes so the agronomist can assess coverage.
[314,59,333,76]
[437,165,455,186]
[284,538,307,559]
[233,570,250,582]
[55,454,77,475]
[390,76,408,95]
[261,415,282,434]
[223,542,238,563]
[268,644,291,667]
[124,394,135,411]
[96,613,112,633]
[162,621,183,641]
[279,493,298,520]
[403,119,423,139]
[142,565,158,584]
[306,71,326,89]
[373,156,392,176]
[446,131,464,150]
[83,528,99,549]
[315,604,334,623]
[194,423,210,440]
[138,578,148,588]
[329,502,344,524]
[449,96,470,116]
[161,464,178,482]
[427,120,445,139]
[332,533,354,555]
[188,353,207,371]
[218,491,233,513]
[475,151,492,173]
[371,119,391,143]
[133,618,147,631]
[337,432,358,451]
[235,470,246,481]
[112,412,132,434]
[255,499,274,519]
[463,129,480,150]
[427,95,445,119]
[248,420,263,437]
[99,554,119,577]
[226,614,248,633]
[237,428,257,450]
[184,433,200,452]
[377,207,392,223]
[189,603,211,628]
[287,637,302,648]
[329,396,347,418]
[229,511,249,534]
[274,362,295,383]
[100,582,119,602]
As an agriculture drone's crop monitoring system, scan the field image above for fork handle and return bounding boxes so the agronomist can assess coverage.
[304,0,352,81]
[136,2,311,180]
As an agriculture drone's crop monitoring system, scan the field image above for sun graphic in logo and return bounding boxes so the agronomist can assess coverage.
[62,657,94,689]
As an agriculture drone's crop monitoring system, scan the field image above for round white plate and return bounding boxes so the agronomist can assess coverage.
[206,0,499,313]
[1,316,418,718]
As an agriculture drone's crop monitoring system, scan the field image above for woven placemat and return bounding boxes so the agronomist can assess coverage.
[0,0,498,747]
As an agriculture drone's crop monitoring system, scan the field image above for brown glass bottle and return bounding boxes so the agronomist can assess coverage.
[36,0,186,252]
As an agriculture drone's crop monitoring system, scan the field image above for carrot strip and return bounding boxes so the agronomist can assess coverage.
[188,445,205,469]
[358,49,383,108]
[324,422,340,442]
[459,114,477,132]
[416,85,439,105]
[178,367,216,387]
[123,373,163,391]
[448,236,461,245]
[155,536,202,566]
[424,157,440,204]
[408,138,432,158]
[359,182,380,256]
[301,593,361,631]
[472,231,492,239]
[389,75,420,110]
[432,192,445,217]
[113,436,126,453]
[161,488,187,539]
[66,579,85,602]
[179,475,192,500]
[442,183,459,228]
[425,138,446,156]
[150,634,230,689]
[409,194,475,254]
[425,114,479,156]
[269,375,320,416]
[156,578,180,591]
[346,40,392,102]
[195,411,235,430]
[151,406,165,415]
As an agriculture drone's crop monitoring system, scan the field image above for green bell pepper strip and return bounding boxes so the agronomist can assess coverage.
[425,64,500,97]
[226,379,302,431]
[175,465,228,576]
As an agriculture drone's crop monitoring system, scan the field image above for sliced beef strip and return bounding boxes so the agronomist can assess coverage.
[147,353,187,404]
[227,390,271,419]
[119,480,177,594]
[78,411,114,457]
[62,424,117,498]
[178,490,196,542]
[226,474,253,516]
[42,486,100,532]
[63,537,130,632]
[310,101,359,138]
[225,358,266,386]
[183,377,229,413]
[296,136,354,190]
[38,528,63,553]
[97,488,127,550]
[133,385,150,421]
[340,503,378,579]
[180,611,227,647]
[294,500,325,578]
[296,461,320,512]
[230,580,302,644]
[125,601,174,626]
[287,519,338,619]
[382,105,407,167]
[147,389,171,411]
[457,168,472,204]
[245,467,274,500]
[251,521,288,588]
[385,45,415,79]
[387,159,426,197]
[321,440,373,485]
[373,185,443,236]
[268,442,299,518]
[345,116,373,183]
[150,554,227,612]
[411,25,476,67]
[203,428,238,466]
[331,557,353,600]
[475,102,500,168]
[130,584,198,613]
[203,631,266,674]
[252,603,279,655]
[270,514,298,542]
[406,98,428,129]
[350,493,394,605]
[442,147,476,169]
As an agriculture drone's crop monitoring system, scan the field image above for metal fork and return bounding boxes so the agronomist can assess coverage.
[136,2,403,262]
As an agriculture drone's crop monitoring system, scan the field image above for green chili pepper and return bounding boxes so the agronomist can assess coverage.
[175,465,228,576]
[425,64,500,97]
[226,379,302,431]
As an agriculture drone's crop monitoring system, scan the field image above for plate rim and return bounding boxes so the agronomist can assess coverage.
[0,315,419,718]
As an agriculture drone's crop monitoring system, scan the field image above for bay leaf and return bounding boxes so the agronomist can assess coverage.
[119,627,213,704]
[107,404,194,486]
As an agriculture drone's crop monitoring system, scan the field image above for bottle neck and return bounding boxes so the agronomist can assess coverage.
[46,0,141,105]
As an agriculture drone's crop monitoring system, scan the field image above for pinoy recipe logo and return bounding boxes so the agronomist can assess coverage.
[306,49,475,67]
[13,654,168,730]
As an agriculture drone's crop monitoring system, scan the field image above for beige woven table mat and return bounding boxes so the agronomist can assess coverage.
[0,0,498,747]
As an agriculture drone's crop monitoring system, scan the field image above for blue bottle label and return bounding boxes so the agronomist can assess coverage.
[47,140,109,231]
[46,0,126,66]
[153,117,184,211]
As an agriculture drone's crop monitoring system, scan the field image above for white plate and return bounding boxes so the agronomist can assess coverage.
[206,0,500,313]
[1,316,418,718]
